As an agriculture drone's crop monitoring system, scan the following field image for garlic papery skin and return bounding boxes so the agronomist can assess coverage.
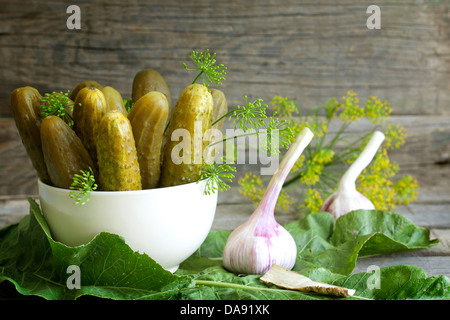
[320,130,385,219]
[223,128,314,275]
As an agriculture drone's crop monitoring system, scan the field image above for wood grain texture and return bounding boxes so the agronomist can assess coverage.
[0,0,448,118]
[1,114,449,196]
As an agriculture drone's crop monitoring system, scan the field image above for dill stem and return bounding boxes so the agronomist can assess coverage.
[192,70,204,85]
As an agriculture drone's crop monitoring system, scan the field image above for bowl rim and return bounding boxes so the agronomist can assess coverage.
[38,178,210,196]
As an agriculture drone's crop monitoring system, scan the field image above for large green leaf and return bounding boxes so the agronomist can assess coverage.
[179,264,450,300]
[0,199,447,300]
[0,198,193,300]
[286,210,439,275]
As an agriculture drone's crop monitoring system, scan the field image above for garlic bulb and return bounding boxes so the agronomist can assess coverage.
[320,130,385,219]
[223,128,314,275]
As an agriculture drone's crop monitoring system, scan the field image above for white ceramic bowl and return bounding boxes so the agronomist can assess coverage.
[38,179,218,273]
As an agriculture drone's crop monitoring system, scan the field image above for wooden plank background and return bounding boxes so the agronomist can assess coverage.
[0,0,449,117]
[0,0,449,280]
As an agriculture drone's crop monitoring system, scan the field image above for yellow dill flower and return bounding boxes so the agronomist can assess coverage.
[394,175,419,205]
[313,148,334,164]
[339,90,364,122]
[357,147,406,210]
[300,160,323,186]
[384,123,407,150]
[238,172,263,203]
[364,148,399,179]
[271,96,299,118]
[301,188,323,214]
[299,149,334,186]
[276,190,294,211]
[359,179,396,211]
[238,172,293,211]
[292,154,305,172]
[291,119,328,139]
[289,121,308,139]
[365,96,391,123]
[324,97,340,120]
[309,119,328,138]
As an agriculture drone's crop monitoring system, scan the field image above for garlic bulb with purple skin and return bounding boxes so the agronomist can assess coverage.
[223,128,314,275]
[320,130,385,219]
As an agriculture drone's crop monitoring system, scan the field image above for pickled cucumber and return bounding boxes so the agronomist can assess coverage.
[40,116,97,189]
[159,84,213,187]
[10,86,52,184]
[128,92,169,189]
[210,88,228,132]
[97,111,142,191]
[131,69,173,110]
[102,86,127,115]
[73,87,107,166]
[70,80,103,101]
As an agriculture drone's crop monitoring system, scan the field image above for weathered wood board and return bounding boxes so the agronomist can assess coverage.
[2,113,449,195]
[0,0,449,117]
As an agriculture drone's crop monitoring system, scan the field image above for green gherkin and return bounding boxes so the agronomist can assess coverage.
[10,86,52,184]
[40,115,97,189]
[70,80,103,101]
[159,83,213,187]
[102,86,127,116]
[132,68,173,111]
[128,91,169,189]
[73,87,107,167]
[97,111,142,191]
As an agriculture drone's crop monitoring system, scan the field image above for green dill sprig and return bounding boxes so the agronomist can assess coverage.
[212,96,267,133]
[199,157,237,195]
[41,91,76,126]
[231,97,267,132]
[69,167,98,205]
[207,96,292,158]
[259,117,295,155]
[123,98,134,114]
[183,49,227,88]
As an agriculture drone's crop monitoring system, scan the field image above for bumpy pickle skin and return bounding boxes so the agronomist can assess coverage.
[128,91,169,189]
[40,116,97,189]
[10,86,52,184]
[73,87,107,166]
[159,83,213,187]
[97,111,142,191]
[70,80,103,101]
[101,86,127,116]
[131,68,173,111]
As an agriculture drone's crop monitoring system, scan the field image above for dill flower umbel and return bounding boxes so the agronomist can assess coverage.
[238,172,293,211]
[302,188,323,213]
[394,175,419,205]
[271,96,299,119]
[299,149,334,186]
[384,123,407,150]
[239,92,419,215]
[339,91,364,122]
[365,96,392,123]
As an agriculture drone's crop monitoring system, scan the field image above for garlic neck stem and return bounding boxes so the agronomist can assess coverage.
[338,130,385,193]
[256,128,314,217]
